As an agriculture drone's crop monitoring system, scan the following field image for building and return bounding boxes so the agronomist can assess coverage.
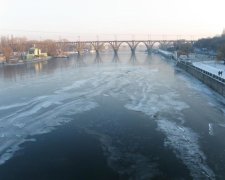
[28,47,41,56]
[26,46,48,60]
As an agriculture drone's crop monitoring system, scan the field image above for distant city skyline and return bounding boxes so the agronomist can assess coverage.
[0,0,225,40]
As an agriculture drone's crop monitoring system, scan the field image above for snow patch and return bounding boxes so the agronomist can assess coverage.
[193,61,225,79]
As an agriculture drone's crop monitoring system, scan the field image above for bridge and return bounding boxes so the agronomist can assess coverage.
[8,39,196,56]
[55,40,196,55]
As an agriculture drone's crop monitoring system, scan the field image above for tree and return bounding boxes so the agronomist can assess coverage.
[0,36,13,62]
[217,43,225,64]
[35,40,57,56]
[174,41,193,58]
[194,36,225,51]
[2,46,13,62]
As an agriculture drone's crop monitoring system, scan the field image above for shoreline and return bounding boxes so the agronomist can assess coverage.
[0,57,52,66]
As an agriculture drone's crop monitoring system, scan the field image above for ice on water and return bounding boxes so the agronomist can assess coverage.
[0,64,217,179]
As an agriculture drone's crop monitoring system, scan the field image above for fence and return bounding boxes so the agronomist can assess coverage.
[177,60,225,97]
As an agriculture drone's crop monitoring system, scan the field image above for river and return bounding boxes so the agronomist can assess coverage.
[0,50,225,180]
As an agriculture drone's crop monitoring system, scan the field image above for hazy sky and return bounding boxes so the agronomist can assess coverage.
[0,0,225,40]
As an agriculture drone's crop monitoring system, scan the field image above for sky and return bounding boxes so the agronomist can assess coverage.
[0,0,225,40]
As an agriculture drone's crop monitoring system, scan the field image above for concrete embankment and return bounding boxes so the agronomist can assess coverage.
[157,49,225,97]
[157,49,175,59]
[177,60,225,97]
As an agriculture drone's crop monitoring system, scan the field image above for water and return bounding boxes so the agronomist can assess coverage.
[0,51,225,180]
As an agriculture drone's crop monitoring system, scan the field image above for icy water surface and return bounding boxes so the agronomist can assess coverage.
[0,51,225,180]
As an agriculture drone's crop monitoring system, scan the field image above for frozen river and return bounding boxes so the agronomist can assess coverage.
[0,51,225,179]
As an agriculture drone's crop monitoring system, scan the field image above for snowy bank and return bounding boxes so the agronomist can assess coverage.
[193,61,225,79]
[177,60,225,97]
[158,49,175,59]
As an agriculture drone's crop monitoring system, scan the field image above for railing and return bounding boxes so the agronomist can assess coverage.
[178,60,225,84]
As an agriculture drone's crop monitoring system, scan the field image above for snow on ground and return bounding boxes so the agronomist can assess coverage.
[192,61,225,79]
[158,49,173,56]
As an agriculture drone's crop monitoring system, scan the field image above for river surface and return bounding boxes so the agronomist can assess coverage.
[0,51,225,180]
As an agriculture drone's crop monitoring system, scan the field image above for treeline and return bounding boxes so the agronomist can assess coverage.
[165,40,194,58]
[194,34,225,60]
[194,35,225,51]
[0,36,69,61]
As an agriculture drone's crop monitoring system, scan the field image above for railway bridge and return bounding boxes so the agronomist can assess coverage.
[56,40,196,55]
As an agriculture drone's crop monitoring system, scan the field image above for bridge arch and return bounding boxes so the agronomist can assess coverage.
[106,41,155,55]
[107,41,122,54]
[109,41,144,54]
[151,41,163,49]
[89,42,105,54]
[133,41,156,54]
[106,41,132,54]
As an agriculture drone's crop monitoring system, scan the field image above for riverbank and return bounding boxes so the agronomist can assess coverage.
[157,49,175,59]
[157,49,225,97]
[0,57,52,66]
[192,61,225,78]
[177,60,225,97]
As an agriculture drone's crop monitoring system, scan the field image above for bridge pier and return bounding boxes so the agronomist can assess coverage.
[113,49,118,55]
[91,41,104,55]
[147,48,152,55]
[109,41,120,56]
[94,52,102,64]
[75,42,85,56]
[144,41,155,55]
[131,48,136,55]
[112,53,119,62]
[130,53,137,64]
[128,41,138,55]
[96,50,100,55]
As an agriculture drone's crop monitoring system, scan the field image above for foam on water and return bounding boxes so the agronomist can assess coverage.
[124,100,215,178]
[116,67,216,179]
[0,66,136,165]
[125,101,215,179]
[0,102,29,111]
[158,119,215,179]
[0,96,48,112]
[0,84,99,165]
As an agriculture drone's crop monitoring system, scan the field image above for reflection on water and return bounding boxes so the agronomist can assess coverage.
[34,62,43,73]
[74,54,86,68]
[0,53,114,81]
[129,53,137,64]
[112,53,120,63]
[94,53,102,64]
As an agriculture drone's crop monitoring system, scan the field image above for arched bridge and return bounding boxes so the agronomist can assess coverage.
[56,40,196,55]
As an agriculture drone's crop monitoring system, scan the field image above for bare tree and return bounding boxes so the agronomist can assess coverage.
[2,47,13,62]
[36,40,57,56]
[0,36,13,62]
[174,41,193,58]
[217,43,225,64]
